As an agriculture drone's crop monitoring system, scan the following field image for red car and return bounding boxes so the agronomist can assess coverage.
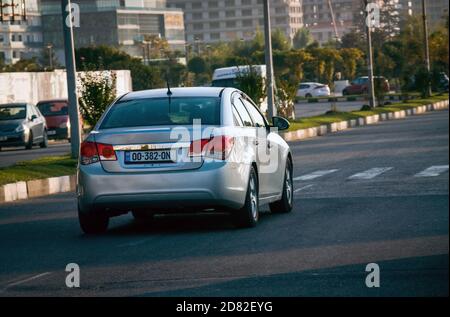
[343,76,390,95]
[36,99,71,140]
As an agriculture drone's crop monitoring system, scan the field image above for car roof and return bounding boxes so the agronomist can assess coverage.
[120,87,228,101]
[300,82,321,85]
[36,99,68,104]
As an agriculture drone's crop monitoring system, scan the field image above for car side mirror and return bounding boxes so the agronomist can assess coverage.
[30,114,37,121]
[271,116,290,131]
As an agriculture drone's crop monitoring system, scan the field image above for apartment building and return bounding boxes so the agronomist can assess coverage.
[0,0,43,64]
[167,0,303,44]
[40,0,185,64]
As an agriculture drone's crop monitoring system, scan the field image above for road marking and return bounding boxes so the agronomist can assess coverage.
[1,272,51,292]
[294,184,314,193]
[293,169,339,181]
[415,165,449,177]
[348,167,393,180]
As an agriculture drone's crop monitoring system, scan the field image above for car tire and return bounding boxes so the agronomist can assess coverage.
[269,159,293,214]
[25,132,33,150]
[342,90,348,96]
[305,93,312,98]
[233,166,259,228]
[78,205,109,234]
[40,131,48,148]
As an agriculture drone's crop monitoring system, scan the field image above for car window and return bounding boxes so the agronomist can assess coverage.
[232,97,253,127]
[232,105,244,127]
[0,105,27,120]
[37,102,68,116]
[299,84,309,89]
[240,98,266,128]
[100,97,221,129]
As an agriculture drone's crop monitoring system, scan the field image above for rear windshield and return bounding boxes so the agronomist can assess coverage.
[0,105,27,121]
[211,78,237,88]
[100,97,221,129]
[37,102,68,116]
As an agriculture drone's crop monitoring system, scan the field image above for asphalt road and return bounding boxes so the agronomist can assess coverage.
[0,110,448,297]
[0,141,71,167]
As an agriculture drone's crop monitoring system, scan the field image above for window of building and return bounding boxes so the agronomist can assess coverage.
[226,20,236,28]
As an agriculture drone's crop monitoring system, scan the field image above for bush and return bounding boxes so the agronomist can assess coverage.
[275,80,297,119]
[78,71,117,127]
[360,104,372,111]
[235,66,266,108]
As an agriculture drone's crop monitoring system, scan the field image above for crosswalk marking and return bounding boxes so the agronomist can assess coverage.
[414,165,449,177]
[348,167,393,180]
[293,169,339,181]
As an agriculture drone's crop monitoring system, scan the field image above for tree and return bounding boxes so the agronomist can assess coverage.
[78,71,117,127]
[271,29,291,51]
[293,28,313,49]
[235,66,266,108]
[338,48,365,80]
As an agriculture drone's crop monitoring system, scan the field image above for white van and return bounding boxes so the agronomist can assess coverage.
[211,65,267,112]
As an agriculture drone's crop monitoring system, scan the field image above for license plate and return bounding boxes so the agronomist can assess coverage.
[0,136,7,141]
[47,130,56,135]
[124,150,175,164]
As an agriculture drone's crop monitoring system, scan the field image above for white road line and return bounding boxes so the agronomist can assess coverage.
[293,169,339,181]
[1,272,51,292]
[294,184,314,193]
[348,167,393,180]
[415,165,449,177]
[117,239,150,248]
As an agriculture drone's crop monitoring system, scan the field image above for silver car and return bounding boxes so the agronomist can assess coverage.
[0,103,48,151]
[77,87,293,234]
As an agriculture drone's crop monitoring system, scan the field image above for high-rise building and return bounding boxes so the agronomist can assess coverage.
[167,0,303,44]
[40,0,185,64]
[397,0,449,29]
[302,0,363,44]
[0,0,43,64]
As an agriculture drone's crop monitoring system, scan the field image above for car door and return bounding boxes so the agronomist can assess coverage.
[29,105,44,141]
[239,97,280,198]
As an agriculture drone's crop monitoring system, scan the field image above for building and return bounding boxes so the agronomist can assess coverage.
[0,0,43,65]
[397,0,449,29]
[167,0,303,44]
[40,0,185,64]
[302,0,363,44]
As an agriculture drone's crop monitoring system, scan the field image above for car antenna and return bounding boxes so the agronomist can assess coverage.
[166,75,172,108]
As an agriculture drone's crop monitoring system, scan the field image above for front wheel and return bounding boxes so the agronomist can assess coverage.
[25,132,33,150]
[78,205,109,234]
[232,166,259,228]
[269,159,293,213]
[40,131,48,148]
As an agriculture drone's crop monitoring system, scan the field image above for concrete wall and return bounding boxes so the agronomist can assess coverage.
[0,70,132,105]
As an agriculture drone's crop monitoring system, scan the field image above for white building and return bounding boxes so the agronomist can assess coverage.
[0,0,43,65]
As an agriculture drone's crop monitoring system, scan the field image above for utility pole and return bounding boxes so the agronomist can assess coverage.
[263,0,276,118]
[47,43,53,69]
[363,0,376,108]
[61,0,81,159]
[421,0,432,96]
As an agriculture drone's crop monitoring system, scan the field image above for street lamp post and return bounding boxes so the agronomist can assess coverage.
[262,0,276,118]
[363,0,376,108]
[61,0,81,159]
[421,0,432,97]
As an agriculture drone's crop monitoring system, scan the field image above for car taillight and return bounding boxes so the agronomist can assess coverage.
[189,135,234,160]
[80,141,116,165]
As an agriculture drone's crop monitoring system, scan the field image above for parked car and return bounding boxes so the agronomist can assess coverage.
[77,87,293,234]
[342,76,390,95]
[0,103,48,151]
[36,99,71,141]
[296,82,331,98]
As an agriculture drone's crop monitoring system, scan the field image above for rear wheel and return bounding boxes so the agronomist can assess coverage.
[233,166,259,228]
[40,131,48,148]
[78,205,109,234]
[305,93,312,98]
[25,132,33,150]
[269,159,293,213]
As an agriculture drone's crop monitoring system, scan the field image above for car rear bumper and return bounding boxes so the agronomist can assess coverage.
[77,161,250,214]
[47,127,69,139]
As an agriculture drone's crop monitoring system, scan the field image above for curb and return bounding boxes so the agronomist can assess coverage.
[0,175,76,204]
[282,100,449,142]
